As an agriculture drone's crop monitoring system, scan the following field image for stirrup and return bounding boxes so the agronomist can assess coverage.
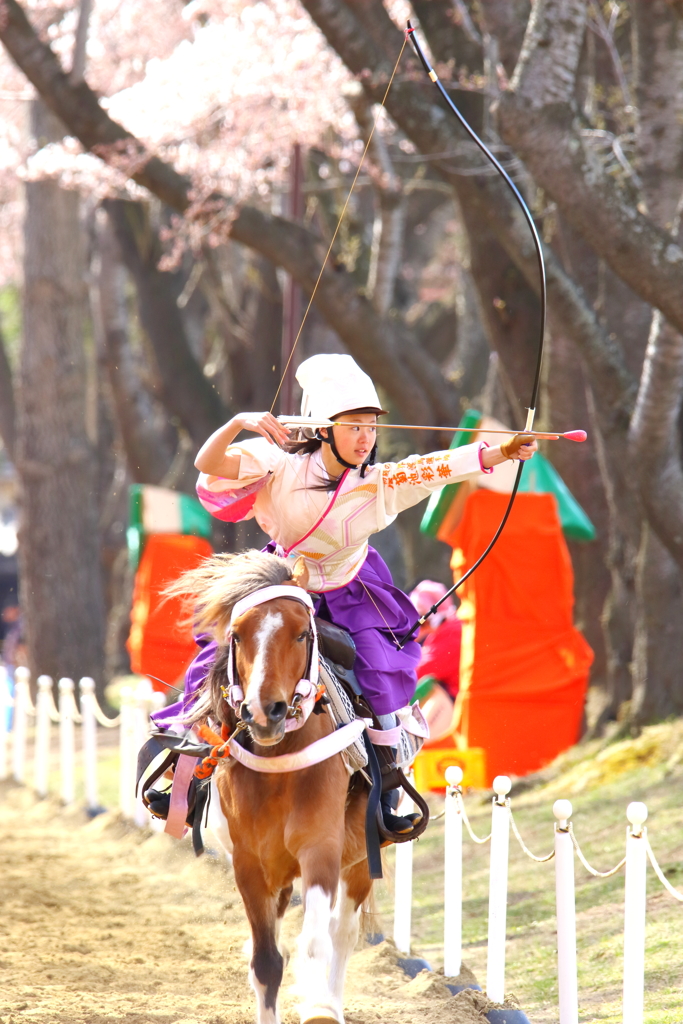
[143,787,171,820]
[143,787,197,829]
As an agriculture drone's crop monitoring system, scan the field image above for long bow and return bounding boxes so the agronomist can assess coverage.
[399,21,548,642]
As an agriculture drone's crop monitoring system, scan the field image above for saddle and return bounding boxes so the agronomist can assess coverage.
[136,619,429,877]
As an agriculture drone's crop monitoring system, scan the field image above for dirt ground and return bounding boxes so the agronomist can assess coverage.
[0,782,504,1024]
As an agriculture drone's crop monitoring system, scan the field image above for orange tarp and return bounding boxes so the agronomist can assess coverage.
[127,534,212,692]
[446,490,593,784]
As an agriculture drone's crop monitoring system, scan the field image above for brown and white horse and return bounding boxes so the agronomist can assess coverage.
[173,551,373,1024]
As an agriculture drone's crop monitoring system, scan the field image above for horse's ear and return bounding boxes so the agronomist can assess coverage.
[292,557,310,590]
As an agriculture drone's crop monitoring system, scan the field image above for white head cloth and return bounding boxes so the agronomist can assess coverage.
[295,354,385,422]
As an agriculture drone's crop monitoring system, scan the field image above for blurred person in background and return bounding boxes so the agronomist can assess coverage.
[1,600,26,729]
[409,580,462,740]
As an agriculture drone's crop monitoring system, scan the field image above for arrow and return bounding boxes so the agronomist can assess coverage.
[278,416,587,443]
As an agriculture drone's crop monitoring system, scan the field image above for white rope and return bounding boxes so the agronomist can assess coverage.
[568,822,626,878]
[46,690,61,724]
[63,690,82,724]
[508,802,555,863]
[20,687,36,717]
[456,791,491,844]
[644,833,683,902]
[83,692,121,728]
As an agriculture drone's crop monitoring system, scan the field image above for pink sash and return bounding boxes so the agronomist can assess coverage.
[282,468,350,556]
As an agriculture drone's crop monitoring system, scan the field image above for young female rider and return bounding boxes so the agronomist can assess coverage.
[154,354,537,832]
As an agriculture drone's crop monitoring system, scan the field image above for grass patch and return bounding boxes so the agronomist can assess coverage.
[377,721,683,1023]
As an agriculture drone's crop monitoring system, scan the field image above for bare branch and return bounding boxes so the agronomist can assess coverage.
[344,81,405,315]
[587,1,634,112]
[0,0,465,428]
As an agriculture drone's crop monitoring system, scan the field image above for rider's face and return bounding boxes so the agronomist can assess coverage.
[322,414,378,466]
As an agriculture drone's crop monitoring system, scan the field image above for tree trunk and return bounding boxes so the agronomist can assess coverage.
[18,100,105,690]
[95,211,176,485]
[104,199,227,451]
[626,0,683,726]
[631,524,683,724]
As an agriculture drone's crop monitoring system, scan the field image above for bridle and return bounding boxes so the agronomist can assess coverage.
[220,585,325,734]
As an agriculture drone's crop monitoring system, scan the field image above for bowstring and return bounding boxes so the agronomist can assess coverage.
[270,36,408,415]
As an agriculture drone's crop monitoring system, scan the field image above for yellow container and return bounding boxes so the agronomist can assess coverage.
[413,745,487,792]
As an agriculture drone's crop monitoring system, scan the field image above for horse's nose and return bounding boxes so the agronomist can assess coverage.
[264,701,288,724]
[240,702,254,723]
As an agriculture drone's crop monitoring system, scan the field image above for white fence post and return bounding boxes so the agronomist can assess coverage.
[0,665,12,780]
[393,776,415,955]
[58,678,76,805]
[119,686,136,819]
[444,765,464,978]
[486,775,511,1003]
[132,679,155,828]
[623,801,648,1024]
[553,799,578,1024]
[33,675,53,797]
[12,666,31,784]
[79,677,99,812]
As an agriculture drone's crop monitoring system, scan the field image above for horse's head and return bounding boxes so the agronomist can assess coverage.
[229,565,314,745]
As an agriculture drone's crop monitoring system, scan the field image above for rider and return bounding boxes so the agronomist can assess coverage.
[153,354,537,832]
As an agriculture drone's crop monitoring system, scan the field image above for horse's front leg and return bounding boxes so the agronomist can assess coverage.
[233,850,284,1024]
[295,845,343,1024]
[329,860,373,1012]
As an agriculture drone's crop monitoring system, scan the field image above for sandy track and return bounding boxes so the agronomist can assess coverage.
[0,783,507,1024]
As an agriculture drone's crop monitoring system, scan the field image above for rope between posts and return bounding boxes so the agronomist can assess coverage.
[644,832,683,902]
[83,692,121,728]
[18,687,35,717]
[568,822,626,878]
[46,691,61,724]
[63,691,82,724]
[507,802,555,862]
[456,791,492,844]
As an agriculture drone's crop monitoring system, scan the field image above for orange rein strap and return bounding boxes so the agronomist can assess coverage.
[193,722,232,781]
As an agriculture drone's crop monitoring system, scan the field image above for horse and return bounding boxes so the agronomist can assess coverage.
[169,550,374,1024]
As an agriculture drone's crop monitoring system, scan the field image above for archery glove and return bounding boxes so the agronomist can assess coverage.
[500,433,534,460]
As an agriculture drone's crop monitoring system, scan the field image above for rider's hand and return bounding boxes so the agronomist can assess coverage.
[499,434,537,461]
[233,412,291,447]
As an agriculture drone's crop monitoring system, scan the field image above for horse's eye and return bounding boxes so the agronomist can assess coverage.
[296,632,308,643]
[233,635,241,644]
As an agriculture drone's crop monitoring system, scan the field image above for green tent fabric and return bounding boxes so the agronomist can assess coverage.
[128,484,213,569]
[516,451,595,541]
[420,409,596,542]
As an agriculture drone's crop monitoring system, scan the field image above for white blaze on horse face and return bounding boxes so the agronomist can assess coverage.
[243,610,284,726]
[294,885,342,1022]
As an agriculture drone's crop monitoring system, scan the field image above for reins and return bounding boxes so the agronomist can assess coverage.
[192,584,328,782]
[187,582,427,784]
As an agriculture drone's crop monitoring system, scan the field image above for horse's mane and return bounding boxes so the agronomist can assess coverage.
[164,549,294,643]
